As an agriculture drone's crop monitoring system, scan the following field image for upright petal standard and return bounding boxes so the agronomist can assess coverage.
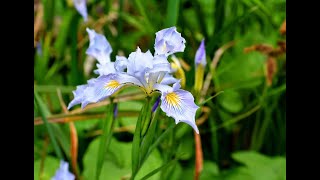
[154,27,186,57]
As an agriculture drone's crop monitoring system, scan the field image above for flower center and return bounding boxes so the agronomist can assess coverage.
[105,80,120,89]
[165,92,180,106]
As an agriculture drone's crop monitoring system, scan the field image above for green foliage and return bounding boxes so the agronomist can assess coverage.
[82,137,163,180]
[34,0,286,179]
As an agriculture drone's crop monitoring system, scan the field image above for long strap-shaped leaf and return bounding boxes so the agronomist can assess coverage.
[34,91,63,159]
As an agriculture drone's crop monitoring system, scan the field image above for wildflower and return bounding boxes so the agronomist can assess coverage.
[73,0,88,22]
[51,161,75,180]
[68,27,200,134]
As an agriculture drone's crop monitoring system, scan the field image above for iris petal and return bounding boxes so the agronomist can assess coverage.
[74,0,88,22]
[86,28,112,65]
[159,87,199,134]
[51,160,75,180]
[195,39,206,66]
[154,27,186,57]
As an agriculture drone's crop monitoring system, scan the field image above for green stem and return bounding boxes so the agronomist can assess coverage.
[131,97,152,180]
[95,99,115,180]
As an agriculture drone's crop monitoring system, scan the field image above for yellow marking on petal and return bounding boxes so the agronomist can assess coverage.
[162,43,167,53]
[166,92,180,106]
[104,80,120,89]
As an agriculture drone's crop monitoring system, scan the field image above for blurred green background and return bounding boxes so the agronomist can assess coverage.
[34,0,286,179]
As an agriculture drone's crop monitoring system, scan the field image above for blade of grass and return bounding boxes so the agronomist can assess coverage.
[34,91,63,159]
[213,104,261,132]
[145,123,175,160]
[133,0,154,33]
[165,0,180,27]
[53,11,74,59]
[42,0,55,30]
[191,0,208,38]
[140,158,178,180]
[207,6,259,54]
[198,91,224,106]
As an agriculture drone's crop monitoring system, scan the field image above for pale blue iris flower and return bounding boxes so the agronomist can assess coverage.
[195,39,206,67]
[51,161,75,180]
[68,26,199,134]
[73,0,88,22]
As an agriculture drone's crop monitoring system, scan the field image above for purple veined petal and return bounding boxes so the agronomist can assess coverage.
[86,28,112,65]
[73,0,88,22]
[114,55,128,72]
[80,74,123,108]
[154,27,186,57]
[195,39,206,66]
[51,160,75,180]
[160,88,199,134]
[67,78,97,109]
[93,62,116,76]
[67,84,89,109]
[127,47,153,77]
[81,73,143,108]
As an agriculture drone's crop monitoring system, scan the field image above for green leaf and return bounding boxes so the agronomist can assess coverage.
[140,158,178,180]
[139,104,160,165]
[96,103,115,180]
[34,156,60,180]
[200,161,220,180]
[176,133,194,160]
[118,101,143,133]
[82,137,163,180]
[231,151,286,180]
[53,11,74,59]
[218,90,243,113]
[165,0,180,27]
[34,91,63,159]
[132,98,152,178]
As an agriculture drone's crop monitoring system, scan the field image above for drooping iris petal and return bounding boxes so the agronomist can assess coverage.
[195,39,206,66]
[156,83,199,134]
[86,28,112,65]
[93,62,116,76]
[81,73,143,108]
[51,160,75,180]
[67,78,96,109]
[73,0,88,22]
[154,27,186,56]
